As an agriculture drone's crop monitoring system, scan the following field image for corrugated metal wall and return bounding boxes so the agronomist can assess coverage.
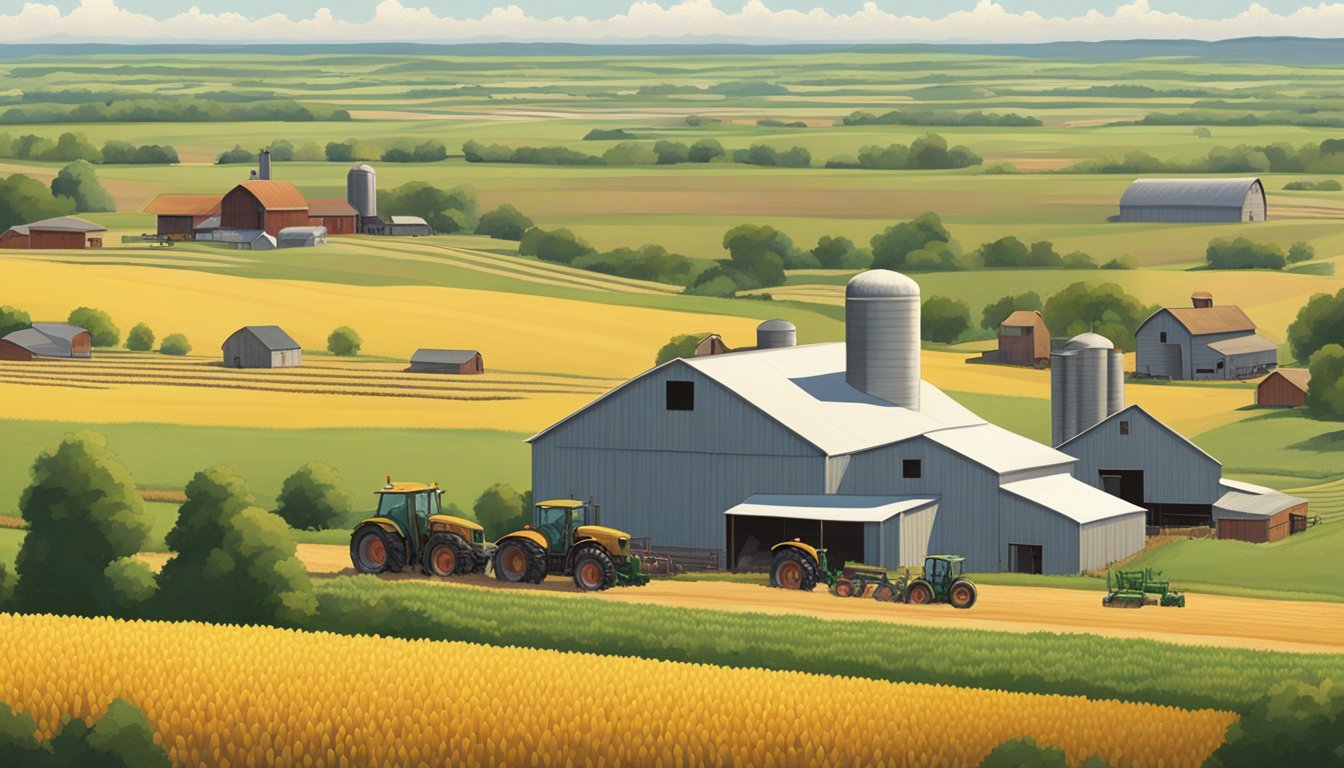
[271,349,302,368]
[1136,312,1188,378]
[1078,513,1146,571]
[1060,409,1222,505]
[899,503,937,567]
[998,492,1082,574]
[1118,206,1244,223]
[222,332,273,368]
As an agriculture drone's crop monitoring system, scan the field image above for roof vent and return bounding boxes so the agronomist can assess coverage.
[845,269,921,410]
[1192,291,1213,309]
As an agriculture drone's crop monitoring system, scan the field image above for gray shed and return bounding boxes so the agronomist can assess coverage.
[277,226,327,248]
[1118,177,1266,222]
[222,325,302,369]
[387,216,433,237]
[410,349,483,375]
[1136,293,1277,380]
[197,229,276,250]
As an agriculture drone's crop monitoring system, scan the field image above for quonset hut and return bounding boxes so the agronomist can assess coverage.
[530,270,1146,575]
[1117,177,1266,223]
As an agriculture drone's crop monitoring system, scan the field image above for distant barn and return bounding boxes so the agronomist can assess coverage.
[220,181,310,237]
[0,323,92,360]
[997,310,1050,367]
[1257,369,1311,408]
[410,349,483,375]
[306,199,359,236]
[1118,177,1266,223]
[145,194,221,238]
[222,326,301,369]
[0,217,106,249]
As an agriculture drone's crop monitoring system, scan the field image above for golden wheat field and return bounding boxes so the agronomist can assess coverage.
[0,614,1234,768]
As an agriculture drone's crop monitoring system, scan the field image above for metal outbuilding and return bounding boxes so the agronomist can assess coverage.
[0,323,92,360]
[277,226,328,248]
[1135,293,1277,380]
[725,494,938,570]
[222,325,302,369]
[386,215,433,237]
[1214,480,1308,542]
[409,349,484,375]
[1118,177,1267,222]
[0,216,106,249]
[1257,368,1311,408]
[196,229,276,250]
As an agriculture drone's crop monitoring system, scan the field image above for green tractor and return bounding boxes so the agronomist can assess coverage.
[769,541,977,609]
[903,555,978,609]
[492,499,649,591]
[350,478,492,577]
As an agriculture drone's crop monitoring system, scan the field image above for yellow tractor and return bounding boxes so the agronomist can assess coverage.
[492,499,649,591]
[350,478,491,577]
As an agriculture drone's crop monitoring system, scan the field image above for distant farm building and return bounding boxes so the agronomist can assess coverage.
[1257,369,1311,408]
[0,323,92,360]
[693,334,732,357]
[1135,293,1277,380]
[383,216,433,237]
[1118,177,1267,223]
[221,180,310,237]
[692,321,796,358]
[998,311,1051,366]
[306,199,359,236]
[222,326,301,369]
[145,195,221,237]
[195,229,276,250]
[410,349,484,375]
[1213,480,1309,543]
[0,217,106,250]
[277,226,328,248]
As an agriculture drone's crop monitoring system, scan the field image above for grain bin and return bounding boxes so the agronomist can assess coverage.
[1050,332,1114,445]
[756,319,797,350]
[1107,349,1125,416]
[845,269,921,410]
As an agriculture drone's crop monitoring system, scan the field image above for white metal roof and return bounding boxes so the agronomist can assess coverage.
[1000,472,1146,525]
[724,494,938,523]
[1207,334,1278,357]
[1220,478,1275,495]
[926,423,1075,475]
[1214,484,1307,519]
[390,215,430,226]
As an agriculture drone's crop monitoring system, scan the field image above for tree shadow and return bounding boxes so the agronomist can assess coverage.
[1289,430,1344,452]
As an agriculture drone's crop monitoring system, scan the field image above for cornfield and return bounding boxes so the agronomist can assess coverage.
[0,613,1233,768]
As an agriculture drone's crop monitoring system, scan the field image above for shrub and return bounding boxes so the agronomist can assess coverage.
[1193,126,1213,138]
[520,227,595,264]
[216,144,256,164]
[159,333,190,356]
[981,291,1042,330]
[1289,289,1344,363]
[473,484,530,540]
[583,128,636,141]
[602,142,659,166]
[327,326,361,356]
[50,160,114,212]
[380,140,447,163]
[125,322,154,352]
[474,204,533,241]
[0,305,30,337]
[276,462,354,531]
[1206,679,1344,767]
[380,182,477,234]
[1206,237,1286,270]
[871,212,952,271]
[653,140,689,165]
[688,139,726,163]
[573,244,697,284]
[978,737,1069,768]
[68,306,119,347]
[811,235,873,270]
[733,144,811,167]
[14,431,155,617]
[1288,241,1315,263]
[656,332,713,366]
[1043,282,1156,352]
[0,697,171,768]
[1304,343,1344,420]
[719,224,795,287]
[921,296,971,343]
[0,173,77,230]
[156,466,316,626]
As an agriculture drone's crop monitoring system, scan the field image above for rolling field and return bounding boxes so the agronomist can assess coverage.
[0,613,1234,768]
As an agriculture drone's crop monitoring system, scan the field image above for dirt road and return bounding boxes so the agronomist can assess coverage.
[251,543,1344,655]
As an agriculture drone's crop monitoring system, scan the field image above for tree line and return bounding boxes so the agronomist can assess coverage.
[841,109,1041,127]
[0,131,177,164]
[1070,137,1344,174]
[1,96,349,124]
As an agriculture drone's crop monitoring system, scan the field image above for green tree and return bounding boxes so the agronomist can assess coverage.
[653,140,690,165]
[1304,344,1344,420]
[276,462,355,531]
[602,142,659,166]
[811,235,873,270]
[294,141,324,161]
[921,296,971,343]
[688,139,725,163]
[473,483,529,540]
[870,212,951,271]
[475,204,534,240]
[1206,237,1286,270]
[0,305,30,337]
[656,332,712,366]
[519,227,595,264]
[14,431,156,617]
[327,326,361,356]
[1288,240,1315,264]
[216,144,256,164]
[266,139,295,161]
[379,181,478,234]
[718,224,795,288]
[1043,281,1155,352]
[0,702,46,763]
[1206,679,1344,767]
[978,236,1031,268]
[68,306,119,346]
[981,291,1042,330]
[1287,288,1344,363]
[155,466,316,626]
[159,333,191,356]
[41,132,102,163]
[125,322,154,352]
[0,173,77,230]
[978,737,1069,768]
[50,160,114,212]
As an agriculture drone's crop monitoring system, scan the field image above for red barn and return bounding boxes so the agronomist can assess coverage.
[1256,368,1310,408]
[997,310,1051,366]
[144,194,221,237]
[0,217,106,249]
[220,180,309,237]
[306,198,359,236]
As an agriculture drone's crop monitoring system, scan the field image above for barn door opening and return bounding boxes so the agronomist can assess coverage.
[1009,544,1042,574]
[233,356,242,368]
[1099,470,1144,507]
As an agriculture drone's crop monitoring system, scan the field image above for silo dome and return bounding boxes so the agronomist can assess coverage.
[845,269,921,410]
[756,319,796,350]
[1064,332,1114,351]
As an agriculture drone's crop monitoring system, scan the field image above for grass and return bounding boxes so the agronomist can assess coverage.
[1194,409,1344,485]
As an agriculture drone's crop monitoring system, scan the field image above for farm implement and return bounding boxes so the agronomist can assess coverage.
[768,540,977,609]
[1102,568,1186,608]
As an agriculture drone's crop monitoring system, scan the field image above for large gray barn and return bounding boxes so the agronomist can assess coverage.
[1118,177,1266,223]
[531,270,1145,575]
[1135,293,1277,380]
[222,326,302,369]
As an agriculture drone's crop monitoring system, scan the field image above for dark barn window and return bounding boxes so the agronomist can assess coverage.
[666,380,695,411]
[903,459,922,479]
[1119,420,1130,435]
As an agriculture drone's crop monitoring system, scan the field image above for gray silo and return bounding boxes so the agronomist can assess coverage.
[1050,332,1114,446]
[347,164,377,220]
[1107,350,1125,416]
[258,149,271,181]
[845,269,921,411]
[756,319,797,350]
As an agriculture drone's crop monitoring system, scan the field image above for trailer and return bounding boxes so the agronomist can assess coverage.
[1102,567,1186,608]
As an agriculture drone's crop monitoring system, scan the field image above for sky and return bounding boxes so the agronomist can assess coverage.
[7,1,1344,44]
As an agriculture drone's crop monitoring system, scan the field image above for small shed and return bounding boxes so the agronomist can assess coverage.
[693,334,733,357]
[386,216,433,237]
[998,310,1051,366]
[0,323,92,360]
[145,194,221,237]
[1214,480,1308,543]
[1257,369,1311,408]
[306,198,359,236]
[410,349,484,375]
[277,226,328,248]
[222,326,302,369]
[197,229,276,250]
[0,217,106,249]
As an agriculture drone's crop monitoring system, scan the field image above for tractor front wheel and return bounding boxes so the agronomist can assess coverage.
[422,532,473,577]
[493,539,547,584]
[769,547,820,591]
[350,525,406,574]
[571,546,618,591]
[906,580,934,605]
[873,583,901,603]
[948,579,978,609]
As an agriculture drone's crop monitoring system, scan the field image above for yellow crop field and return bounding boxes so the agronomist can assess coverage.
[0,613,1233,768]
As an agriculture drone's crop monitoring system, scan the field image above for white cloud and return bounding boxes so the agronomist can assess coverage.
[5,1,1344,44]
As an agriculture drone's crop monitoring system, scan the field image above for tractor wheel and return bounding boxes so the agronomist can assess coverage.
[422,532,473,577]
[948,579,978,610]
[571,546,618,592]
[831,579,855,598]
[873,583,900,603]
[769,547,820,591]
[494,539,547,584]
[906,581,934,605]
[350,524,406,574]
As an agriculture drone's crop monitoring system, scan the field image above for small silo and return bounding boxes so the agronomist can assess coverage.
[1050,332,1113,445]
[347,164,377,221]
[845,269,921,410]
[1107,349,1125,416]
[756,319,797,350]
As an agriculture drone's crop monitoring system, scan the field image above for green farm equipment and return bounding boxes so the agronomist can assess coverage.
[768,541,977,609]
[1102,568,1186,608]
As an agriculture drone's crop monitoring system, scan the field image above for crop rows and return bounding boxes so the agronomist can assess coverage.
[0,613,1233,768]
[1287,478,1344,523]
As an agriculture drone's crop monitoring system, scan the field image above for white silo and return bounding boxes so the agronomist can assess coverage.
[845,269,921,410]
[1050,332,1113,445]
[756,319,797,350]
[1107,349,1125,417]
[347,164,377,220]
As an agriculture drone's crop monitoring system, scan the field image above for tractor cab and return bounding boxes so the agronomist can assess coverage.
[923,555,965,594]
[372,481,441,548]
[533,500,594,550]
[349,477,490,576]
